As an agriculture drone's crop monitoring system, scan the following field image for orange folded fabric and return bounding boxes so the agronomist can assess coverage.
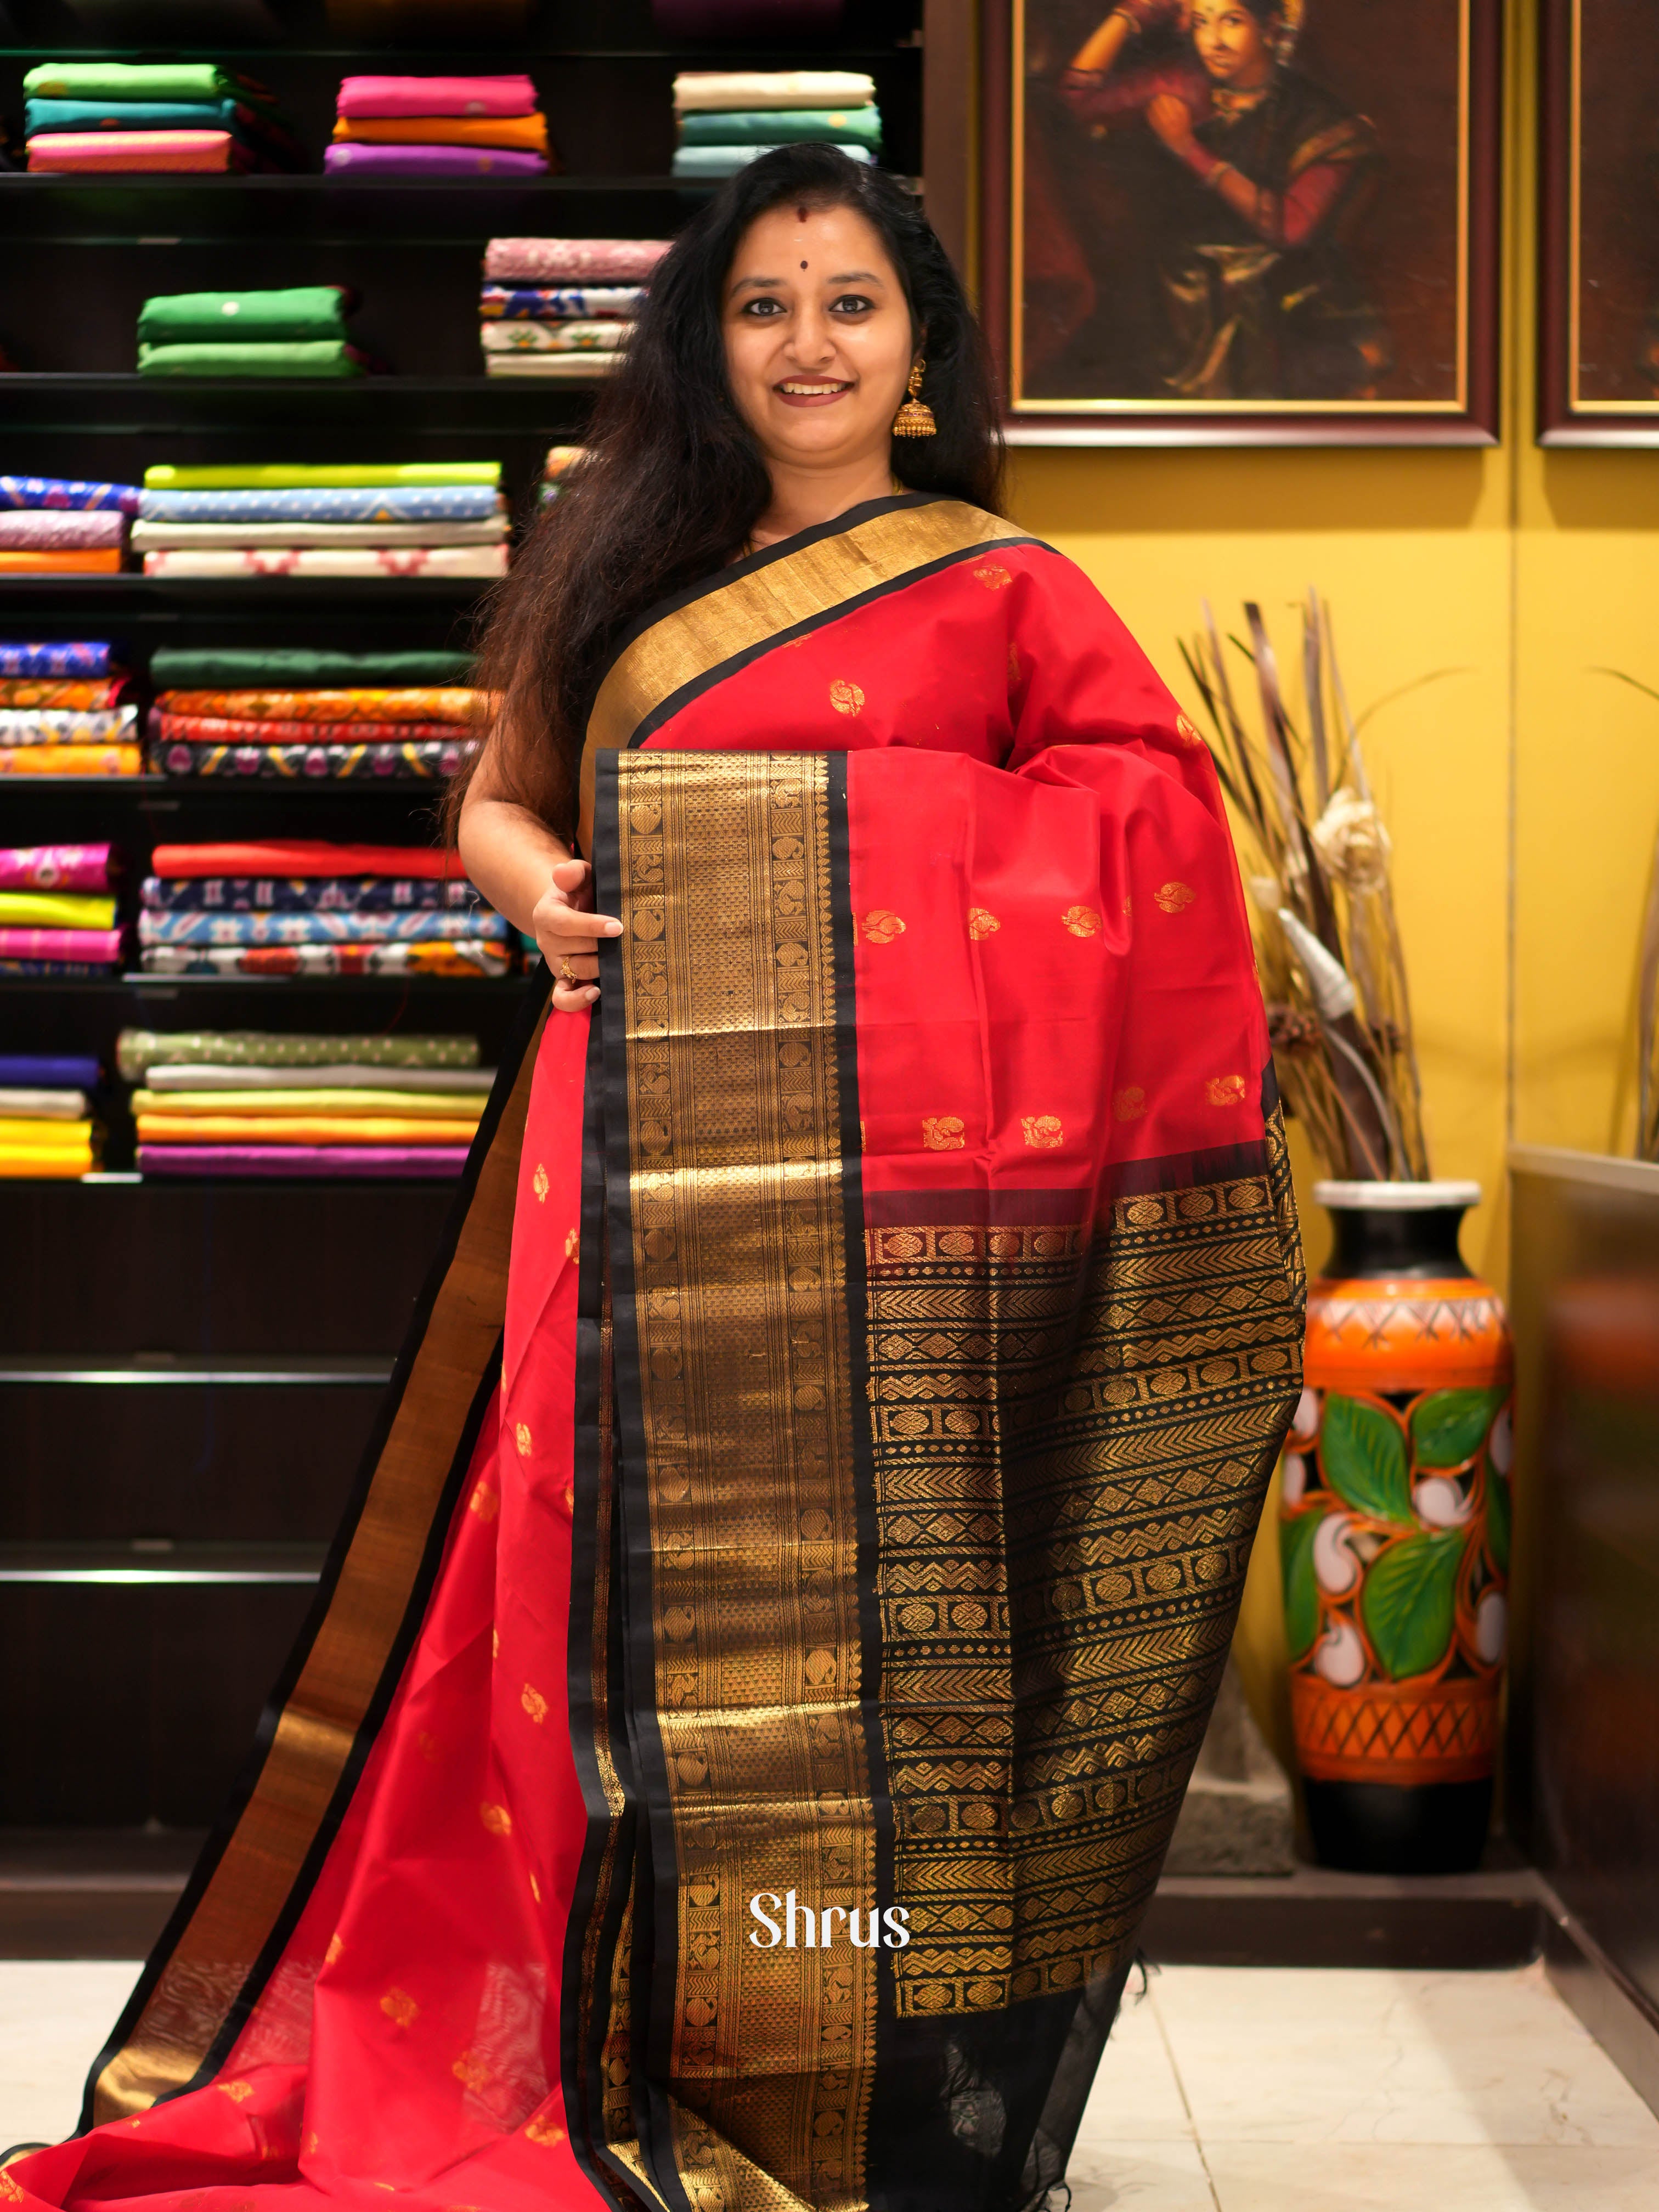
[156,687,481,724]
[331,113,549,152]
[0,745,142,776]
[0,551,123,573]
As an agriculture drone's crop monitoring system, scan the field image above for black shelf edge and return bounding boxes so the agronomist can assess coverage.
[0,1541,326,1585]
[0,1355,392,1384]
[0,375,600,433]
[0,46,916,62]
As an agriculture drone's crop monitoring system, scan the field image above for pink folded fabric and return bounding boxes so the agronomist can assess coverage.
[0,928,123,963]
[484,237,672,283]
[0,510,126,552]
[324,143,547,178]
[336,74,538,119]
[0,845,113,894]
[27,130,240,173]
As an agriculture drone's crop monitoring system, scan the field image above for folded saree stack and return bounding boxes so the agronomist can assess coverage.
[137,287,367,382]
[0,477,136,574]
[0,643,139,775]
[119,1023,494,1179]
[145,643,487,777]
[481,238,668,377]
[671,70,880,177]
[22,61,301,173]
[0,841,123,974]
[0,1052,101,1178]
[328,74,554,177]
[137,460,507,582]
[138,838,510,975]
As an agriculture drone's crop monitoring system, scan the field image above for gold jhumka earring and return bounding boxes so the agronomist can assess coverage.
[891,359,938,437]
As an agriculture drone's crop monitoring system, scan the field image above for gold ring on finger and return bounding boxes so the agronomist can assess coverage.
[558,957,577,984]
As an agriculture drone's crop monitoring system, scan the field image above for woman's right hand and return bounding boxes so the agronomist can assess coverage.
[533,855,623,1013]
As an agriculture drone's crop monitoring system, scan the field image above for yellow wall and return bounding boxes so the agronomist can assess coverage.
[992,0,1659,1763]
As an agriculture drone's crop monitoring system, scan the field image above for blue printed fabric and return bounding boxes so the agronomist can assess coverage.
[478,286,644,320]
[0,642,114,676]
[0,478,140,514]
[137,485,503,523]
[137,909,508,946]
[0,1054,100,1087]
[141,874,483,913]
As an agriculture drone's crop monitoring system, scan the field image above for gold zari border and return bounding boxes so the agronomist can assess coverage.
[610,751,876,2212]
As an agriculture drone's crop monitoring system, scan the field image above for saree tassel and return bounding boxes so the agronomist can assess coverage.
[891,358,937,437]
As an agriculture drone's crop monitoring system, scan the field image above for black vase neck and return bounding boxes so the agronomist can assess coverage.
[1323,1203,1473,1281]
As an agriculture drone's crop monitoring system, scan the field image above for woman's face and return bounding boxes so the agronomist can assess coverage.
[1190,1,1276,88]
[723,201,916,477]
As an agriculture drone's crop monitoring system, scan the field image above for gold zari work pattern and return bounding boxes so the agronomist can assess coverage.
[865,1133,1304,2019]
[610,751,876,2212]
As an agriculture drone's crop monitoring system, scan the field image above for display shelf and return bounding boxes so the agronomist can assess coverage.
[0,1355,392,1383]
[0,973,526,995]
[0,1542,326,1584]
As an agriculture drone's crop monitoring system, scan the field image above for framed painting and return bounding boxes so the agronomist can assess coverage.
[980,0,1503,443]
[1539,0,1659,443]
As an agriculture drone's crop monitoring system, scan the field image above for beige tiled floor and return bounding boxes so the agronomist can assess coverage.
[1,1960,1655,2207]
[1071,1964,1659,2211]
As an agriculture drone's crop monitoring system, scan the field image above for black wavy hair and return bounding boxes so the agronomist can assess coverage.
[450,143,1004,843]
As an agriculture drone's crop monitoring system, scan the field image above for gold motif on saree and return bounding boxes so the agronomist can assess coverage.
[1155,882,1197,913]
[1206,1075,1248,1106]
[1021,1115,1064,1147]
[968,909,1000,939]
[479,1803,511,1835]
[380,1990,418,2027]
[830,679,864,714]
[1114,1087,1147,1120]
[1063,905,1103,936]
[859,910,905,943]
[922,1116,966,1150]
[532,1161,549,1202]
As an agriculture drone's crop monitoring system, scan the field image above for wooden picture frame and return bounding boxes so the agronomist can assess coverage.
[980,0,1502,445]
[1539,0,1659,444]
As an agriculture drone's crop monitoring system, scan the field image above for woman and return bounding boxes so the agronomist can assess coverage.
[10,148,1302,2212]
[1063,0,1389,398]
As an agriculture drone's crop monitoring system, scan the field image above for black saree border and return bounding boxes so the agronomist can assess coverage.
[560,1009,648,2212]
[591,753,694,2212]
[575,498,1045,855]
[81,963,554,2130]
[826,752,904,2163]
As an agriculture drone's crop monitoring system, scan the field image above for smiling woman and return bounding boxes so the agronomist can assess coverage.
[9,145,1304,2212]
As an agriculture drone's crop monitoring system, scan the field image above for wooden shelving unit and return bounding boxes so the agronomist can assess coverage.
[0,0,923,1837]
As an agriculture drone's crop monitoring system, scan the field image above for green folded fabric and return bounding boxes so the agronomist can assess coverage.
[138,341,363,380]
[139,289,352,347]
[0,891,116,931]
[24,62,274,106]
[678,106,882,148]
[117,1029,482,1080]
[145,461,501,490]
[150,647,475,688]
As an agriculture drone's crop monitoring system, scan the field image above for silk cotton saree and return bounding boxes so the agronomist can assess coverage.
[10,494,1304,2212]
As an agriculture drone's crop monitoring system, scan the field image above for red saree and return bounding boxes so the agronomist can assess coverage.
[10,494,1303,2212]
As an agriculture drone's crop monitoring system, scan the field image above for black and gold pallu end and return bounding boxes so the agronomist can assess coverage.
[78,967,555,2130]
[859,1086,1304,2208]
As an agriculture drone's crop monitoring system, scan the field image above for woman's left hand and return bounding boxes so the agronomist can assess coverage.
[1146,92,1195,153]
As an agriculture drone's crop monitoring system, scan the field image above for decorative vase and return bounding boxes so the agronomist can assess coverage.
[1280,1180,1513,1874]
